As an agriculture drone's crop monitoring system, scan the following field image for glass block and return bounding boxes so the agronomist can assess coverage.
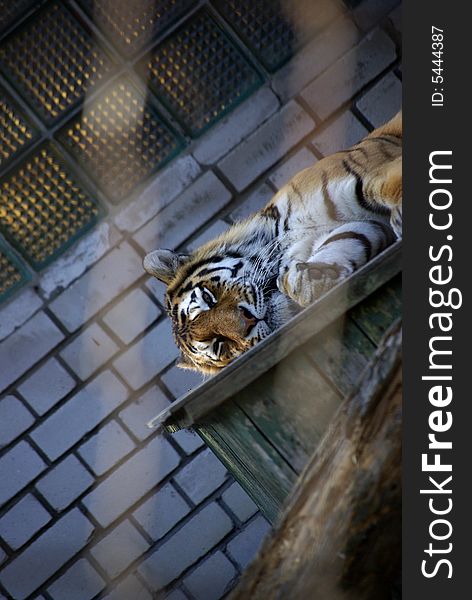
[212,0,341,72]
[139,8,262,136]
[0,240,30,303]
[0,89,38,170]
[58,78,183,203]
[0,144,102,270]
[0,0,42,36]
[0,2,114,125]
[78,0,197,57]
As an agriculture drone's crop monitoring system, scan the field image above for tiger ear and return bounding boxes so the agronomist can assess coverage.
[143,249,189,285]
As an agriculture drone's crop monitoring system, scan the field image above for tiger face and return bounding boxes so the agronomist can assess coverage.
[143,249,293,374]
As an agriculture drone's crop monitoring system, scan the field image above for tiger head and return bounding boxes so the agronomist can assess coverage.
[143,245,293,374]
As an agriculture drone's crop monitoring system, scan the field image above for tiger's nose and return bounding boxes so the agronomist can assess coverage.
[240,307,258,335]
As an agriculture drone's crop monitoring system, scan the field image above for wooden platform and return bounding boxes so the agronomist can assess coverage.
[150,242,402,523]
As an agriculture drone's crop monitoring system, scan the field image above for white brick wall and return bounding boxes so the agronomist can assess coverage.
[134,172,232,252]
[301,28,396,119]
[218,101,315,192]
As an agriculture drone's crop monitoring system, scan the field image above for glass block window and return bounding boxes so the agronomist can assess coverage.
[0,0,326,303]
[213,0,341,71]
[78,0,197,57]
[0,0,42,36]
[139,8,262,136]
[0,2,114,125]
[57,78,183,203]
[0,145,102,269]
[0,240,30,303]
[0,89,38,170]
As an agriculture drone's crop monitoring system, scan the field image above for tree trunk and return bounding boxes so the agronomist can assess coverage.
[230,321,402,600]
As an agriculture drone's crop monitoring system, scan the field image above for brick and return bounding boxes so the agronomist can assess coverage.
[183,551,237,600]
[0,548,6,566]
[30,370,128,461]
[0,441,46,505]
[49,242,143,332]
[0,312,64,393]
[272,16,360,101]
[138,503,233,590]
[161,366,203,399]
[113,319,178,390]
[312,110,368,157]
[218,102,315,192]
[82,435,180,527]
[356,72,402,127]
[352,0,400,32]
[145,277,167,306]
[171,430,205,456]
[174,449,227,504]
[222,483,258,523]
[78,420,135,476]
[103,288,161,344]
[0,288,42,342]
[115,155,201,233]
[268,148,317,190]
[119,385,170,441]
[226,516,271,569]
[0,494,51,550]
[228,184,273,223]
[134,173,232,253]
[47,558,105,600]
[193,87,280,165]
[133,483,190,541]
[36,455,94,511]
[39,223,122,299]
[301,29,396,120]
[0,509,94,600]
[91,520,149,578]
[18,358,76,416]
[185,220,230,252]
[60,323,119,381]
[0,396,34,448]
[165,590,188,600]
[103,575,153,600]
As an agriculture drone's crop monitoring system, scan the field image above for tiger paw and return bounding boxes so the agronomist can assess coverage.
[296,261,344,280]
[278,261,349,307]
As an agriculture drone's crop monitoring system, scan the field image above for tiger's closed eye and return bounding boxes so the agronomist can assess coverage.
[202,288,216,307]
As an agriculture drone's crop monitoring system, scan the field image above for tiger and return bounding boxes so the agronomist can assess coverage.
[143,111,402,374]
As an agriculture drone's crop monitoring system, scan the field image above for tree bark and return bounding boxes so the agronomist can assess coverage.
[230,321,402,600]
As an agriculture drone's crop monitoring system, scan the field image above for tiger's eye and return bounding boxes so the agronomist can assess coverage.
[202,290,214,306]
